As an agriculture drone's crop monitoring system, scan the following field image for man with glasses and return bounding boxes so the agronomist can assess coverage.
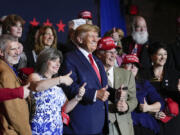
[95,37,137,135]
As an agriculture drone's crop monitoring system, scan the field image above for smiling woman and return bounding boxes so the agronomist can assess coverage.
[142,41,180,135]
[2,14,25,40]
[34,25,57,55]
[26,25,58,68]
[121,54,164,135]
[43,28,55,47]
[28,48,86,135]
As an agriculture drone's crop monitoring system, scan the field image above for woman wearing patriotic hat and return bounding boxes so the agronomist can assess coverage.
[122,54,165,135]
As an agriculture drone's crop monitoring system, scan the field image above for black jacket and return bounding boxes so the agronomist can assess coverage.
[121,36,152,69]
[140,67,180,104]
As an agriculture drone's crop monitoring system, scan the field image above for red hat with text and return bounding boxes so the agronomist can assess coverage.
[78,10,92,19]
[122,54,140,67]
[97,37,116,50]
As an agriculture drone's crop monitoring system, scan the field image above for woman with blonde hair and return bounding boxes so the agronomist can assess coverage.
[34,25,57,54]
[27,25,58,67]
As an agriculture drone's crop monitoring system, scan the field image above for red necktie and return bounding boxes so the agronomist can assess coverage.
[88,54,101,83]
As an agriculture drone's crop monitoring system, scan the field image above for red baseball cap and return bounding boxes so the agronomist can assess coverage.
[97,37,116,50]
[160,98,179,123]
[78,11,92,20]
[122,54,140,67]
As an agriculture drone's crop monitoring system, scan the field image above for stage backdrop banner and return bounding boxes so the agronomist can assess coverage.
[100,0,126,37]
[0,0,99,44]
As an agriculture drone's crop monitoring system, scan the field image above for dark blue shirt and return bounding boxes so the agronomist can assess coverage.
[132,80,165,133]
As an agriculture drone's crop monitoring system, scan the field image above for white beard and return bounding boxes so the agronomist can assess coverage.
[5,54,20,65]
[132,31,149,44]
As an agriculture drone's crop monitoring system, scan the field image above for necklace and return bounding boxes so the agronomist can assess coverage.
[154,72,163,81]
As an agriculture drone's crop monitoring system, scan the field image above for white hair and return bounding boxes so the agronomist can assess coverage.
[0,34,16,52]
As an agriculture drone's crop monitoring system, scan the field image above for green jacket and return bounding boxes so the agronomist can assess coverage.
[108,67,137,135]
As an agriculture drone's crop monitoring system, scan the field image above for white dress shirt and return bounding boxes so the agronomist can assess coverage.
[107,67,114,88]
[78,47,99,70]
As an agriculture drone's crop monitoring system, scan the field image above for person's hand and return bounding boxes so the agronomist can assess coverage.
[68,20,74,29]
[177,79,180,92]
[116,100,128,112]
[115,85,127,101]
[96,86,109,101]
[112,32,120,42]
[59,71,73,86]
[23,83,30,98]
[155,111,166,119]
[75,83,87,101]
[111,27,120,42]
[78,83,87,97]
[139,98,149,112]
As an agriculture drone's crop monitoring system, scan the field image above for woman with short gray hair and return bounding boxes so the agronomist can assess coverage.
[28,48,86,135]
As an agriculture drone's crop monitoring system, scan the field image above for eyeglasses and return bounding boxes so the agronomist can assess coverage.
[125,63,138,68]
[106,50,117,55]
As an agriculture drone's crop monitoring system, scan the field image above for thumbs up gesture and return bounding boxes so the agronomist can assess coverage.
[96,85,110,101]
[139,98,149,112]
[75,83,87,101]
[23,83,30,98]
[59,71,73,86]
[78,83,87,97]
[115,85,127,102]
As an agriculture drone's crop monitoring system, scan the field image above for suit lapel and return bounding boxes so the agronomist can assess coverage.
[113,67,122,89]
[75,49,102,86]
[95,57,107,87]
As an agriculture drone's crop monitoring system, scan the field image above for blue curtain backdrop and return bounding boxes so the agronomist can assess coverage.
[100,0,126,37]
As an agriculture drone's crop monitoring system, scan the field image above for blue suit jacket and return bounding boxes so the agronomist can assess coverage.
[61,49,108,134]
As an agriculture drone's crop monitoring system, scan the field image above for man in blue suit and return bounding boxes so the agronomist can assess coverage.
[61,24,109,135]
